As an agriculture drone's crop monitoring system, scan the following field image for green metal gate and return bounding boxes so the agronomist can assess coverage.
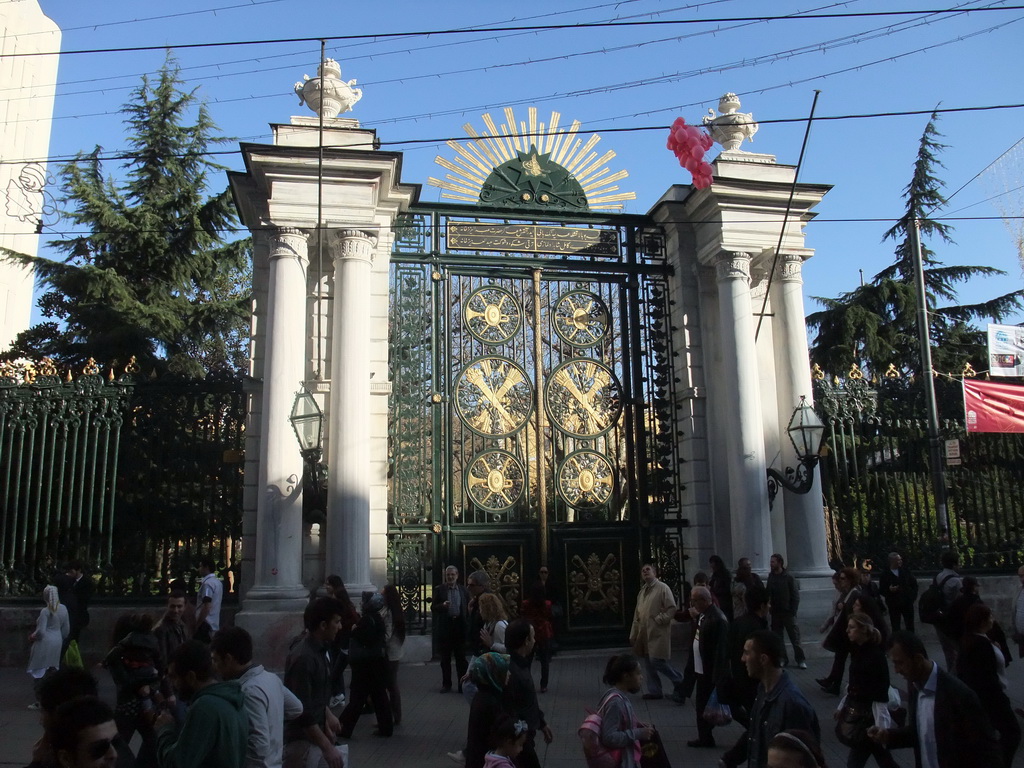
[387,205,684,643]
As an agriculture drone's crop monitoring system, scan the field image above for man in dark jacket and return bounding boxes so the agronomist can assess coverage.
[503,619,553,768]
[879,551,918,632]
[766,553,806,669]
[686,586,730,749]
[431,565,470,693]
[869,630,1003,768]
[283,598,346,768]
[154,640,248,768]
[735,630,819,768]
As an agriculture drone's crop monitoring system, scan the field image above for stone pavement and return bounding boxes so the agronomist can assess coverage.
[2,630,1023,767]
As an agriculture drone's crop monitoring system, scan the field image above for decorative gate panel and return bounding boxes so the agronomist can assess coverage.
[388,207,683,642]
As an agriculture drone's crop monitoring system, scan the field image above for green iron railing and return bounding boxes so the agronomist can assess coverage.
[816,373,1024,572]
[0,358,245,596]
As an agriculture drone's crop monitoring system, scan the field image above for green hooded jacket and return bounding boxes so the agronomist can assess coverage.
[156,679,249,768]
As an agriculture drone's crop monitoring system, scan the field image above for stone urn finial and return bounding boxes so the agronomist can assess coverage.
[702,92,759,152]
[294,58,362,118]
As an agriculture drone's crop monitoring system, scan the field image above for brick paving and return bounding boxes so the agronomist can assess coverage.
[2,628,1022,767]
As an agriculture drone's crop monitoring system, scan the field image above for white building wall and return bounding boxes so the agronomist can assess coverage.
[0,0,60,351]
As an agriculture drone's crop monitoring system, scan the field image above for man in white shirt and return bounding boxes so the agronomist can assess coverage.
[196,557,224,642]
[212,626,305,768]
[869,630,1001,768]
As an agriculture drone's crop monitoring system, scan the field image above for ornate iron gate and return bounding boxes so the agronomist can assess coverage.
[387,206,683,643]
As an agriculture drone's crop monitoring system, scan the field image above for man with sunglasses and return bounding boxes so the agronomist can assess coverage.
[47,696,121,768]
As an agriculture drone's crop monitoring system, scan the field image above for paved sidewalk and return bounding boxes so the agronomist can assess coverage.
[2,631,1022,767]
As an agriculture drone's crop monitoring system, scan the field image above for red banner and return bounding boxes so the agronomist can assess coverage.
[964,379,1024,433]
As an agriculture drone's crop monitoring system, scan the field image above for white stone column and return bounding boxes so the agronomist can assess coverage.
[771,254,831,575]
[327,229,377,592]
[249,227,310,602]
[715,251,772,570]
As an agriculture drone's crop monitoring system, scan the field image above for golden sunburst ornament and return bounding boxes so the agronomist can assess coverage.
[428,107,636,211]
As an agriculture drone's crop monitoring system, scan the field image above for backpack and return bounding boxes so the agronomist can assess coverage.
[918,573,956,625]
[579,691,625,768]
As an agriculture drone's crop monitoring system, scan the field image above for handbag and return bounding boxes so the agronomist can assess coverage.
[835,703,874,747]
[640,728,672,768]
[579,692,625,768]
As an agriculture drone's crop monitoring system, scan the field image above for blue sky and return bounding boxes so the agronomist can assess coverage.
[25,0,1024,340]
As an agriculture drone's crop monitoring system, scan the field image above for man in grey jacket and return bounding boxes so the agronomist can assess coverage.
[212,627,305,768]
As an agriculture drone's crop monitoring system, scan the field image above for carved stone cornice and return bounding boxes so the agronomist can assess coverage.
[268,227,309,262]
[333,229,378,264]
[714,251,752,284]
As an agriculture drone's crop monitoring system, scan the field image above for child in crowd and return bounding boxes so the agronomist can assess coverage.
[484,716,528,768]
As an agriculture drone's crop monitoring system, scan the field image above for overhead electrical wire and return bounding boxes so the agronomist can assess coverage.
[0,0,849,101]
[3,5,1023,59]
[3,101,1024,169]
[28,216,1024,242]
[4,8,1015,134]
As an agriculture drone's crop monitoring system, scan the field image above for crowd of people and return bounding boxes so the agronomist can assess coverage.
[17,551,1024,768]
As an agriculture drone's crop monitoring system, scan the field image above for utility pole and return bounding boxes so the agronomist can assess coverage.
[909,214,949,539]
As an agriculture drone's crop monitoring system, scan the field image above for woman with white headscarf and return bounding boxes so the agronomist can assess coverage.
[27,584,70,708]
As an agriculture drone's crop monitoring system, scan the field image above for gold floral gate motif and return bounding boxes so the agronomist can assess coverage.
[388,211,683,640]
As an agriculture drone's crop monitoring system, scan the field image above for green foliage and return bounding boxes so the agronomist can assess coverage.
[3,55,250,377]
[808,113,1024,395]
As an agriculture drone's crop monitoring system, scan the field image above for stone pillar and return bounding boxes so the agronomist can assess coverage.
[247,227,310,603]
[714,251,772,569]
[327,229,377,592]
[771,254,831,575]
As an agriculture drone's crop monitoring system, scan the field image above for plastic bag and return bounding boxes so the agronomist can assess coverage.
[63,639,84,670]
[702,688,732,726]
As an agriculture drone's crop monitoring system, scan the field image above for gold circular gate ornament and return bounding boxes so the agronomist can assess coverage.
[464,286,521,345]
[557,450,615,508]
[544,358,622,437]
[465,449,526,512]
[552,290,610,348]
[455,356,533,437]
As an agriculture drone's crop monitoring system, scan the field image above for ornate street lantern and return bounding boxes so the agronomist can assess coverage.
[290,387,323,458]
[767,396,826,506]
[289,386,327,523]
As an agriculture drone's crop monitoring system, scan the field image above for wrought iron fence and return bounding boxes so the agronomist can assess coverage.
[816,374,1024,572]
[0,359,245,596]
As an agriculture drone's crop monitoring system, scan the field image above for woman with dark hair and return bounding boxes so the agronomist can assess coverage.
[520,582,554,692]
[464,652,514,768]
[105,612,161,766]
[840,613,898,768]
[767,729,828,768]
[708,555,733,621]
[956,602,1021,766]
[338,591,392,739]
[324,575,359,708]
[381,583,406,726]
[594,653,655,768]
[817,567,861,695]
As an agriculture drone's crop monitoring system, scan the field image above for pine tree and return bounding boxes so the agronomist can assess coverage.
[2,56,250,377]
[807,113,1023,391]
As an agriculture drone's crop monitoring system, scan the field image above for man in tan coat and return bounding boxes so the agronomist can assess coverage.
[630,563,685,701]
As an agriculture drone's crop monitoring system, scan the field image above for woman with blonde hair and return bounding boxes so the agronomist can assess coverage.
[477,592,509,654]
[26,585,69,708]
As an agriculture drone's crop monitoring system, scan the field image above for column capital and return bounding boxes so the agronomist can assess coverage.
[333,229,378,264]
[268,228,309,262]
[714,251,752,283]
[777,253,805,284]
